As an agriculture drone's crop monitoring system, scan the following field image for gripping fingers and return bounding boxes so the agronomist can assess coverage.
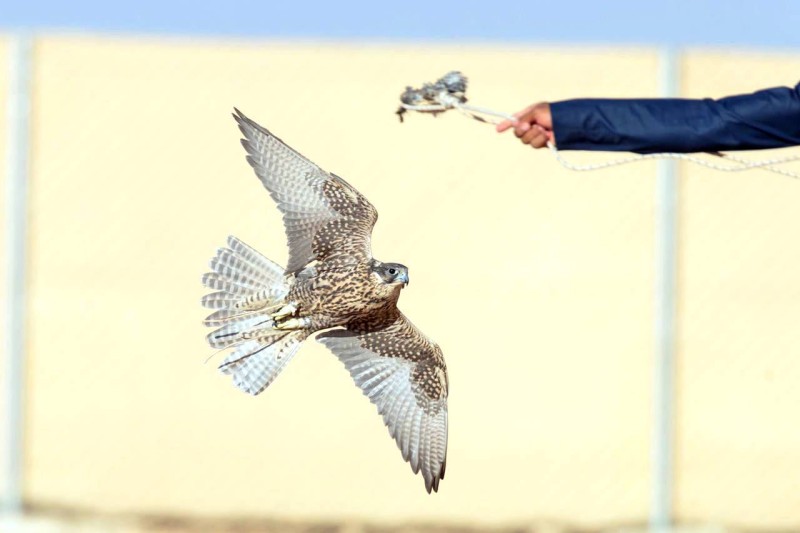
[514,121,532,137]
[521,125,549,149]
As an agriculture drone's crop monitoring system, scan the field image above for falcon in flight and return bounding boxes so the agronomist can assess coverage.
[202,110,449,493]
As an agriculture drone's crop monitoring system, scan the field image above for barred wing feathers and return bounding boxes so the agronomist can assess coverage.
[317,314,449,493]
[233,109,378,273]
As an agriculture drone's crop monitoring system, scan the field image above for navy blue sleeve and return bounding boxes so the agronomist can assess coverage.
[550,83,800,154]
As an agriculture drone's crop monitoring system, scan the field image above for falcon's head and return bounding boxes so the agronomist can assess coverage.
[372,262,409,288]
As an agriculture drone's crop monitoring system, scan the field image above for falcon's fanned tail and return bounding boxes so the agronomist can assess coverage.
[202,235,306,395]
[218,331,308,395]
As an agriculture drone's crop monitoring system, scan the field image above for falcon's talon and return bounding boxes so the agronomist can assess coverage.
[274,317,308,330]
[272,302,298,320]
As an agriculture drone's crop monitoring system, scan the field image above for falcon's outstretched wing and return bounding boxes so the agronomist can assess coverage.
[317,314,448,493]
[233,109,378,273]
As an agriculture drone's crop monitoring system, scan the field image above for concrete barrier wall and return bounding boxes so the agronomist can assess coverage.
[676,51,800,526]
[0,34,798,529]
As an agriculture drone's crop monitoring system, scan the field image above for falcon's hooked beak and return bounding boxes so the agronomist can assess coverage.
[374,261,409,288]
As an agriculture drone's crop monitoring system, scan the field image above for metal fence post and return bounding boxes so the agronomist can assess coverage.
[651,47,680,531]
[2,33,33,515]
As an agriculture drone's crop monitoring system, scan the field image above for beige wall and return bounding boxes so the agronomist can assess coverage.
[0,34,798,528]
[676,51,800,527]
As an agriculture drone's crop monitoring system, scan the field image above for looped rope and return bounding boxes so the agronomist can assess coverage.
[397,74,800,180]
[545,142,800,178]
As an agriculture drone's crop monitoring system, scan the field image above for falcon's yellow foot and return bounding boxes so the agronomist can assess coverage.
[272,302,298,321]
[274,317,310,330]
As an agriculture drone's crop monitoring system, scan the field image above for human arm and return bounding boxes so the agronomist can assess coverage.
[497,83,800,154]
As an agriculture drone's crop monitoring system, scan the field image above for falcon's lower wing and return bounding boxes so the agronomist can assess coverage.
[316,314,448,493]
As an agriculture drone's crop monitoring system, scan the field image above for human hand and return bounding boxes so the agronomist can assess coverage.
[496,102,555,149]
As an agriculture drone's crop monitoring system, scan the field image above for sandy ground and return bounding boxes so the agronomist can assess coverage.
[0,511,739,533]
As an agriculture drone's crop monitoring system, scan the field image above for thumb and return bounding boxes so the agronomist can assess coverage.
[496,105,534,133]
[495,118,517,133]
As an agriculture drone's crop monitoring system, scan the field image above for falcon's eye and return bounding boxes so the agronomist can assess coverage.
[388,268,397,275]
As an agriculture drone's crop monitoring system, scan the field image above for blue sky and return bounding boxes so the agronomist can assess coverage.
[2,0,800,48]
